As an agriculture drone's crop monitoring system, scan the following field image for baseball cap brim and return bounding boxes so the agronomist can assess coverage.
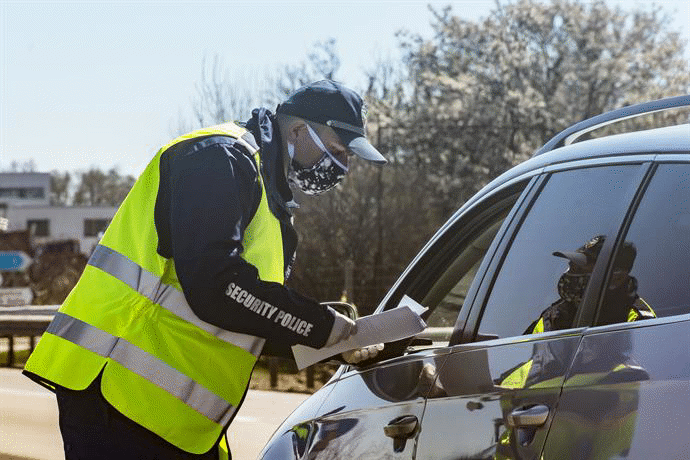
[553,251,588,267]
[334,128,387,164]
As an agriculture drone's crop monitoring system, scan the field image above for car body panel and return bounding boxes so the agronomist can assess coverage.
[258,379,340,459]
[258,351,450,460]
[417,332,582,459]
[543,317,690,459]
[307,352,449,459]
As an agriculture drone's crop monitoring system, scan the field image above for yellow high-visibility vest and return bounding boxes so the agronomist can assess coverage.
[25,122,285,453]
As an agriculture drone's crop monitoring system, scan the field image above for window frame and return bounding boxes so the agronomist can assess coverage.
[590,159,690,327]
[84,218,110,237]
[461,159,655,345]
[372,176,539,351]
[27,218,50,237]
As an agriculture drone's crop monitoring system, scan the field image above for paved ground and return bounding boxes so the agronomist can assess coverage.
[0,368,309,460]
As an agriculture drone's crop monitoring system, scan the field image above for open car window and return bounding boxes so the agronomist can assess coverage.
[420,214,508,340]
[387,182,528,348]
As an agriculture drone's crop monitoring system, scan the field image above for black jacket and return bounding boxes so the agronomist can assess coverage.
[154,108,335,354]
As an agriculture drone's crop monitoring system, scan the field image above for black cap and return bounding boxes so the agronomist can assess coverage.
[553,235,606,269]
[276,80,387,164]
[553,235,637,272]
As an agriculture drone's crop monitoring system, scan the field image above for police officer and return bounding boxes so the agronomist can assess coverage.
[23,80,386,459]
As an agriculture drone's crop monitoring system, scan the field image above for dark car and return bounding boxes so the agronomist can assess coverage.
[258,96,690,460]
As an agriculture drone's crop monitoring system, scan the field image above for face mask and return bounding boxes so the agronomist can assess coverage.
[557,272,590,303]
[288,125,348,195]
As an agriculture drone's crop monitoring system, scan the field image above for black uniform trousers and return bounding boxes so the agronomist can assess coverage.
[54,374,224,460]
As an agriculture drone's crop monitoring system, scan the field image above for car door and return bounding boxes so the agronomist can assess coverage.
[543,160,690,459]
[296,179,533,459]
[415,162,649,460]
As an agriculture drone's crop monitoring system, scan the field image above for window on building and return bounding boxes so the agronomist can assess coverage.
[0,187,45,199]
[84,219,110,237]
[28,219,50,237]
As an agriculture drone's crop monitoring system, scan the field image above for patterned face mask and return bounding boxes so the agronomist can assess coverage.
[287,125,348,196]
[557,272,590,303]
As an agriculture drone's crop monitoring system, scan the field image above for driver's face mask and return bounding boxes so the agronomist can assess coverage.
[287,124,348,196]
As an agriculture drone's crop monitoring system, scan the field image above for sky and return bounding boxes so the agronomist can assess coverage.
[1,0,689,178]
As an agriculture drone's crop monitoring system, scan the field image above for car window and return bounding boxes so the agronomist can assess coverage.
[399,188,524,347]
[421,211,509,335]
[597,163,690,325]
[477,165,643,340]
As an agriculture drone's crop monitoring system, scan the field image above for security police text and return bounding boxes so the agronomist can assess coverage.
[225,283,314,337]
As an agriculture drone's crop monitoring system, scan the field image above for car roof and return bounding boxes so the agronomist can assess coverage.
[538,123,690,159]
[535,95,690,154]
[443,122,690,235]
[523,123,689,176]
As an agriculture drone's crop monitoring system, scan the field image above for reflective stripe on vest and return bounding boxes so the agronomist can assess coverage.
[25,122,284,453]
[47,312,237,425]
[89,244,265,356]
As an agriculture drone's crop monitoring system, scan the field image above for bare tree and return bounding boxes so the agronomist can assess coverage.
[193,55,255,126]
[50,170,71,205]
[6,159,37,173]
[172,54,273,135]
[267,38,341,103]
[73,167,134,206]
[176,39,343,135]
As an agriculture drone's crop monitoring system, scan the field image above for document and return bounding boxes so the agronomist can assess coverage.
[292,295,428,370]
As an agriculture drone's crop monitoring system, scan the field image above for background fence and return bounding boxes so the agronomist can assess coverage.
[0,305,333,392]
[0,305,57,366]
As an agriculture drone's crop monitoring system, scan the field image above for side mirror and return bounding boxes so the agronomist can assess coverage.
[321,301,359,320]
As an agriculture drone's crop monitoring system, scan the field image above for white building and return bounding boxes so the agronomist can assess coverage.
[0,172,118,255]
[0,172,51,209]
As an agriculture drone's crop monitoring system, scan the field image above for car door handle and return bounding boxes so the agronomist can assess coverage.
[506,404,550,428]
[384,415,419,439]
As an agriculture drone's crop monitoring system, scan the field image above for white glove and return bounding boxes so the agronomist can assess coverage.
[324,310,357,347]
[342,343,384,364]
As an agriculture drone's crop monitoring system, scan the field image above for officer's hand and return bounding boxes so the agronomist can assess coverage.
[324,311,357,347]
[342,344,384,364]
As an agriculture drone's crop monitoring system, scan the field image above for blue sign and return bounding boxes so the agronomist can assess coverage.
[0,251,33,271]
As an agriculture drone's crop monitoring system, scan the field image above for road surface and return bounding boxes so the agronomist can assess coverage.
[0,368,308,460]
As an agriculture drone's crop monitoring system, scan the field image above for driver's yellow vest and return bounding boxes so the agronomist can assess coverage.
[25,122,284,454]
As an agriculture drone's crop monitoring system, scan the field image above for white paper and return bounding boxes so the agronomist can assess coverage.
[291,296,428,370]
[397,294,428,316]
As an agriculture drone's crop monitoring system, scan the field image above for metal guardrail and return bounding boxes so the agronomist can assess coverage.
[0,306,318,390]
[0,305,58,366]
[0,307,443,390]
